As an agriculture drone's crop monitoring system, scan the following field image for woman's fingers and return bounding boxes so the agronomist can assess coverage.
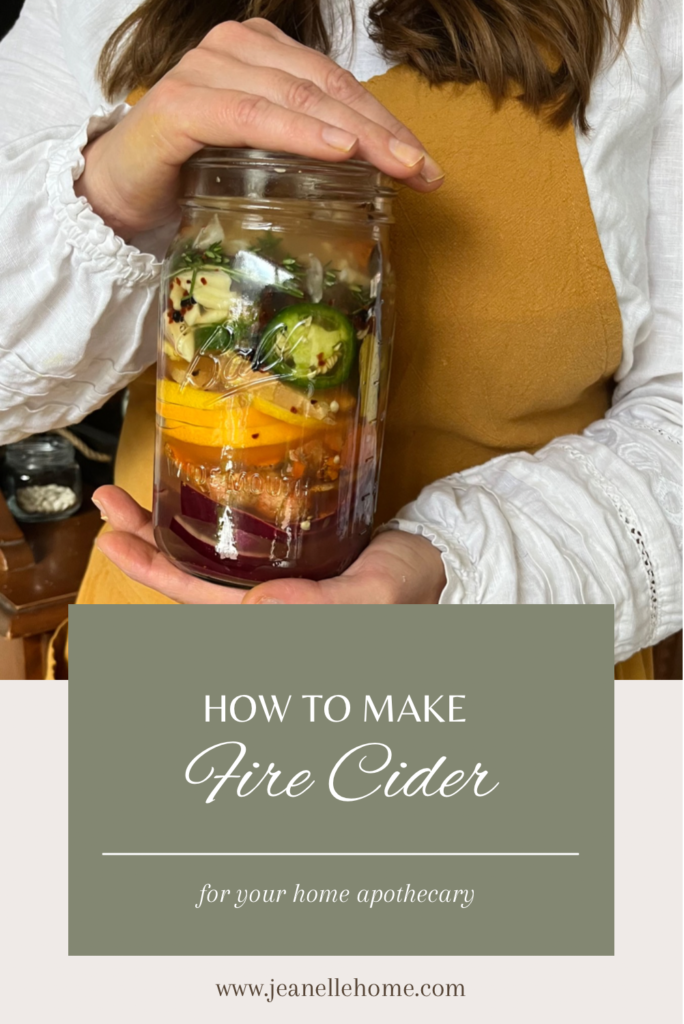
[237,16,301,46]
[242,574,392,604]
[199,21,444,187]
[90,489,444,606]
[242,530,446,605]
[92,485,156,544]
[176,54,430,184]
[217,20,400,130]
[90,486,389,605]
[92,486,244,604]
[216,19,409,140]
[96,531,242,604]
[237,19,438,152]
[242,557,397,605]
[152,81,359,165]
[79,16,445,238]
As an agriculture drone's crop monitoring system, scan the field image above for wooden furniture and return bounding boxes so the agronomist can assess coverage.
[654,630,683,681]
[0,490,101,678]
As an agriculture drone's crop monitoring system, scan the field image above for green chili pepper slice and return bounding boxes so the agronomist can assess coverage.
[255,303,356,390]
[193,323,233,353]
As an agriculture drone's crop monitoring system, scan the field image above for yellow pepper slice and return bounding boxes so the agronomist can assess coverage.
[157,377,328,447]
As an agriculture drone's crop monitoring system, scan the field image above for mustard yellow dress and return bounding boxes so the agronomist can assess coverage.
[73,70,652,680]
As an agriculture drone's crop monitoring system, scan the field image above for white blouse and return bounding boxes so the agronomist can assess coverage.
[0,0,680,661]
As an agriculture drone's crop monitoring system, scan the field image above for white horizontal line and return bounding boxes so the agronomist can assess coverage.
[102,852,579,857]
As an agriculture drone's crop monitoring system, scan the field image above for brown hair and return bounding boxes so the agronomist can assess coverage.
[99,0,638,131]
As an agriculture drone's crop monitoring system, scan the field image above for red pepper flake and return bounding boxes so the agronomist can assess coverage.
[310,399,317,405]
[290,406,297,414]
[200,277,207,285]
[251,433,260,439]
[182,289,189,297]
[175,277,181,285]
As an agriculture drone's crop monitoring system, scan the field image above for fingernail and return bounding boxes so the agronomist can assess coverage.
[389,138,425,168]
[92,498,108,521]
[420,155,445,183]
[322,126,358,152]
[256,599,284,605]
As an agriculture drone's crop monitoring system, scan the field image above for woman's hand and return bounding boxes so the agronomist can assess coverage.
[92,486,446,605]
[76,18,444,239]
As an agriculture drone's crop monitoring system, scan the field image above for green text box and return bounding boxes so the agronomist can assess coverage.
[69,606,614,955]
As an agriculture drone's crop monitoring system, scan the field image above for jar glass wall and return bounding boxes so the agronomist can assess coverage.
[154,149,395,587]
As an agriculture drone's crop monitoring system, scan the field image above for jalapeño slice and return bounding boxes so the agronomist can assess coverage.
[255,303,356,390]
[193,323,232,353]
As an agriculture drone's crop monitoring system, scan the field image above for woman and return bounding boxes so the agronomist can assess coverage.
[0,0,680,677]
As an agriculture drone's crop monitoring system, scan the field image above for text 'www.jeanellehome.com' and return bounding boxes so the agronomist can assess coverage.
[216,980,465,1001]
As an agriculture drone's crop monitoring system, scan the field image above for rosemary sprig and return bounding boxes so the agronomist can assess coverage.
[248,230,282,256]
[277,280,305,298]
[281,256,305,277]
[169,240,305,298]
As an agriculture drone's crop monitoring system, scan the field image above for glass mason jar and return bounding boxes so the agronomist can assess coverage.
[2,434,82,522]
[154,148,395,587]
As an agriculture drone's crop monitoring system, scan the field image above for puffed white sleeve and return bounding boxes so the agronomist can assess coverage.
[384,3,682,663]
[0,0,164,444]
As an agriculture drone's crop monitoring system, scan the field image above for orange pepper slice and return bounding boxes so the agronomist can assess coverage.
[163,436,291,469]
[161,417,307,449]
